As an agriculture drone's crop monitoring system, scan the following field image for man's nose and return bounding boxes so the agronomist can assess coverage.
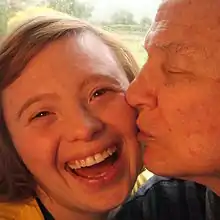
[63,110,104,142]
[126,67,158,111]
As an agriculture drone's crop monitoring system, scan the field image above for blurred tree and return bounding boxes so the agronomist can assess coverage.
[0,0,7,35]
[8,6,66,31]
[48,0,93,19]
[111,10,136,25]
[140,16,152,27]
[7,0,93,32]
[7,0,44,17]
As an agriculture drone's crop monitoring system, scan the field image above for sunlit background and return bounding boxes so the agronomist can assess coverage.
[0,0,161,67]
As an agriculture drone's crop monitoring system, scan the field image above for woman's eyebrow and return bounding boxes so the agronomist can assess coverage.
[79,75,118,90]
[17,93,59,119]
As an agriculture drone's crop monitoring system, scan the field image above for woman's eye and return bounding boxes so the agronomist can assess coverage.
[90,88,110,101]
[32,111,51,120]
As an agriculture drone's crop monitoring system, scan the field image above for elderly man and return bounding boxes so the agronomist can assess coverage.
[114,0,220,219]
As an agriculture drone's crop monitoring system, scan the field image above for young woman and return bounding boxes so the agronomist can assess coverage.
[0,14,144,220]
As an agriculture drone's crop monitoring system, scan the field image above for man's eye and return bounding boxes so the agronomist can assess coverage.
[167,68,183,74]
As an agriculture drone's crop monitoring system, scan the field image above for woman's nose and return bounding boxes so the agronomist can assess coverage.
[62,110,104,142]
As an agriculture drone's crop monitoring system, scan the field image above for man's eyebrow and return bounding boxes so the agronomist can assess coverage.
[17,93,58,119]
[156,42,198,56]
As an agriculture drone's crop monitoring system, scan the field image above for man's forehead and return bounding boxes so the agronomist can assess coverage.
[144,0,220,53]
[157,0,220,28]
[144,24,219,62]
[142,0,220,79]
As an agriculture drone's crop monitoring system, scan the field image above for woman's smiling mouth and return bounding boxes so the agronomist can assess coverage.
[64,145,123,183]
[67,146,117,169]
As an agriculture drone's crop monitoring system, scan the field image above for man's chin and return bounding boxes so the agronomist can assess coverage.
[143,165,195,179]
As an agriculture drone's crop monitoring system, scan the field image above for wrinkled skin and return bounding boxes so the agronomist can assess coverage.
[126,0,220,195]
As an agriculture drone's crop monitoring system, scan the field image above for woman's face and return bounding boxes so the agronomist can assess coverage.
[2,33,141,214]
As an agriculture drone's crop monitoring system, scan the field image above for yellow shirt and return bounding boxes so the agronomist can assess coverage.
[0,199,43,220]
[0,171,151,219]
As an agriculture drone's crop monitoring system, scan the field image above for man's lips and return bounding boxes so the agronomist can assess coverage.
[137,131,155,143]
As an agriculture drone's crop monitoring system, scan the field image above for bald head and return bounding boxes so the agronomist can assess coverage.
[143,0,220,80]
[144,0,220,73]
[157,0,220,28]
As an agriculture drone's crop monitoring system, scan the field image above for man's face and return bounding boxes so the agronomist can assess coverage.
[126,0,220,180]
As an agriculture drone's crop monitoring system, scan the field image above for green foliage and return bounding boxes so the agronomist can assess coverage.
[111,10,136,25]
[0,0,45,34]
[48,0,93,19]
[0,0,7,35]
[8,7,67,31]
[122,37,148,67]
[140,16,152,27]
[7,0,94,31]
[3,0,149,67]
[102,24,149,67]
[103,24,149,34]
[7,0,41,18]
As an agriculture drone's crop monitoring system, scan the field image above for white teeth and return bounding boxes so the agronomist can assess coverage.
[102,150,109,159]
[107,148,113,155]
[94,153,104,163]
[86,156,96,167]
[80,160,86,167]
[108,146,116,155]
[76,160,81,168]
[67,146,117,170]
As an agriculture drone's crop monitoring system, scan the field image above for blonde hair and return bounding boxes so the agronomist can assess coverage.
[0,14,139,202]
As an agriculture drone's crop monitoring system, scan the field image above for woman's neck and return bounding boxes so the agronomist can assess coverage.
[37,194,108,220]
